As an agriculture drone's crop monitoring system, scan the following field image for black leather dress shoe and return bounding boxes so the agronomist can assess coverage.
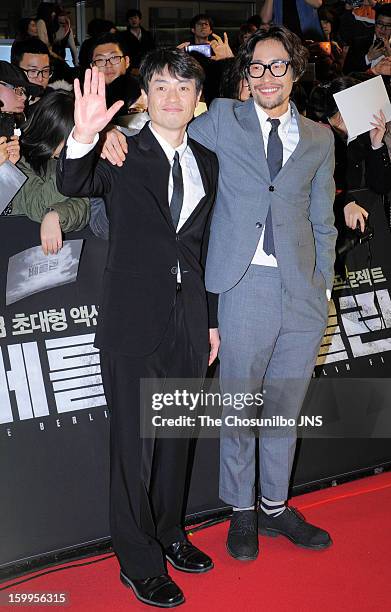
[120,570,185,608]
[258,506,333,549]
[165,540,214,573]
[226,510,258,561]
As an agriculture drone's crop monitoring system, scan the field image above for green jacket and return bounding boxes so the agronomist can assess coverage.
[11,157,90,232]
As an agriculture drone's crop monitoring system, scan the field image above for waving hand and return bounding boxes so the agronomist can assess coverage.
[73,67,124,143]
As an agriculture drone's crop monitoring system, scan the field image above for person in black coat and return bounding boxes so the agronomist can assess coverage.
[324,77,391,234]
[342,4,391,75]
[123,9,155,70]
[57,50,219,608]
[89,33,141,120]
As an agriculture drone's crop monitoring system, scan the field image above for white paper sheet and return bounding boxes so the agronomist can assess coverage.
[0,160,27,213]
[333,75,391,139]
[6,239,83,305]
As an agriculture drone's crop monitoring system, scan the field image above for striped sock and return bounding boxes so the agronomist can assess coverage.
[260,496,286,517]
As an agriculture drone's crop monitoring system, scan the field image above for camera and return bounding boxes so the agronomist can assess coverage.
[0,112,16,141]
[336,216,374,257]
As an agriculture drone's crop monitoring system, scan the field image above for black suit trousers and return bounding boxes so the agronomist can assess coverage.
[100,289,208,579]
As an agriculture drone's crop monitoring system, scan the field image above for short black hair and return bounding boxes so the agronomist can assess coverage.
[190,14,213,30]
[237,25,309,81]
[87,18,116,38]
[90,33,129,63]
[139,48,205,95]
[11,39,50,66]
[15,17,36,41]
[126,9,142,20]
[375,4,391,20]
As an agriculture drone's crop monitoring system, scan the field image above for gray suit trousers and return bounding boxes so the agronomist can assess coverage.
[218,265,328,506]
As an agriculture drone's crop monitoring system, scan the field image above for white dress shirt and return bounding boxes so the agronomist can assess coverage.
[65,123,205,282]
[148,123,205,231]
[251,102,299,267]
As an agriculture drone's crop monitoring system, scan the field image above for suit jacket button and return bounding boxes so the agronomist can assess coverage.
[256,222,262,229]
[269,185,275,192]
[171,266,177,274]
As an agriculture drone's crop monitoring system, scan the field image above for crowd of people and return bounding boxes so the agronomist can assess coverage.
[1,1,391,252]
[1,1,391,608]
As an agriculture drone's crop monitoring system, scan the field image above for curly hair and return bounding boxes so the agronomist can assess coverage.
[237,25,309,81]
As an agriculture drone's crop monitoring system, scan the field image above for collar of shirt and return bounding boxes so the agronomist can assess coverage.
[254,102,292,138]
[148,122,188,164]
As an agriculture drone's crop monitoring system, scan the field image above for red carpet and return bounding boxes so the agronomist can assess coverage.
[2,472,391,611]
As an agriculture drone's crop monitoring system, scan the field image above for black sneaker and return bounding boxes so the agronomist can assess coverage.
[226,510,258,561]
[258,506,332,549]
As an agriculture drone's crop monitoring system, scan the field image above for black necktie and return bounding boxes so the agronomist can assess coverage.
[264,118,283,257]
[170,151,184,230]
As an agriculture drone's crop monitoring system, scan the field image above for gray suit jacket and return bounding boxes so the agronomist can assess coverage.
[188,98,337,298]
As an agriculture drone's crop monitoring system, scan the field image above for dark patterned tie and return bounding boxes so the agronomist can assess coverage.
[264,118,283,257]
[169,151,184,230]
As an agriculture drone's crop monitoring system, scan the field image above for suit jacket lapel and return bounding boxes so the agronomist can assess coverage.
[172,138,213,233]
[236,99,313,185]
[137,123,174,230]
[275,102,312,183]
[236,98,270,183]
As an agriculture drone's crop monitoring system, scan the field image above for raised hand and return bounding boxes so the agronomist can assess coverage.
[210,32,234,61]
[369,109,387,149]
[73,67,124,143]
[367,40,385,63]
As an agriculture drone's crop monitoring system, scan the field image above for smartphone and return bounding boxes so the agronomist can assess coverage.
[345,0,364,7]
[0,112,16,141]
[186,44,212,58]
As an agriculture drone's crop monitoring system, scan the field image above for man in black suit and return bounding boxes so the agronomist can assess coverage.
[343,4,391,74]
[124,9,156,69]
[56,50,219,608]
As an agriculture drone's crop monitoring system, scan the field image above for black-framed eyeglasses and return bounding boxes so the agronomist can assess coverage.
[247,60,291,78]
[20,67,53,79]
[91,55,124,68]
[0,81,27,97]
[375,21,391,30]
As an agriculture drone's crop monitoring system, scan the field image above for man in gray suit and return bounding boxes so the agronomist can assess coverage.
[100,27,337,561]
[188,25,337,560]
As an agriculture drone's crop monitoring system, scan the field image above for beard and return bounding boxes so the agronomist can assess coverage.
[252,88,286,110]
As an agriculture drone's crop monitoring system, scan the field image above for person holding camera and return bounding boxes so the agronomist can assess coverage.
[324,76,391,241]
[0,61,41,188]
